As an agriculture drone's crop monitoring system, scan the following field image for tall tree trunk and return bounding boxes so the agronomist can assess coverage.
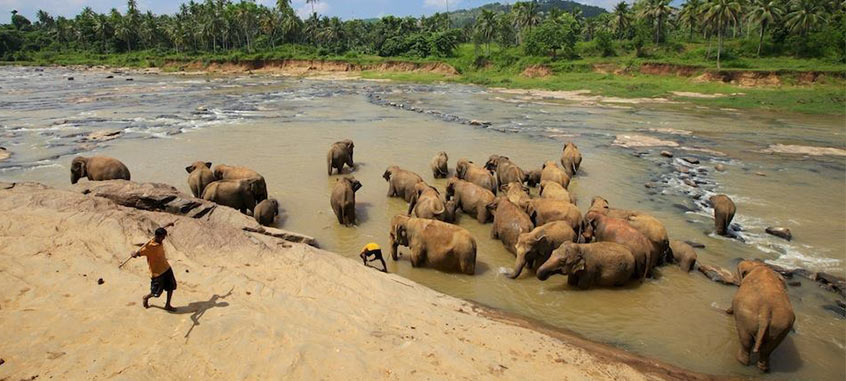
[757,22,765,57]
[717,19,723,70]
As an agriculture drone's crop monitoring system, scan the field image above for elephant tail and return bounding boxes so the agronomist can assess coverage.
[752,312,770,353]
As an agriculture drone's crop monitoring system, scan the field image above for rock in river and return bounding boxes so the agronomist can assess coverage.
[765,227,793,241]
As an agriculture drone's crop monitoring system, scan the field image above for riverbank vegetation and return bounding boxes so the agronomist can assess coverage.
[1,0,844,114]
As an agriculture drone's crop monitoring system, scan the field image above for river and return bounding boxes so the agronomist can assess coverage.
[1,66,843,379]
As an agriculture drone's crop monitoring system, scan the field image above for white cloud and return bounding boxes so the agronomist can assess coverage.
[423,0,462,11]
[292,0,331,18]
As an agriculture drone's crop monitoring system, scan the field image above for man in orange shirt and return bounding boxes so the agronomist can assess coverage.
[131,228,177,312]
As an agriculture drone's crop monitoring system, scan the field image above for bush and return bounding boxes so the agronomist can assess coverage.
[595,30,615,57]
[524,14,578,59]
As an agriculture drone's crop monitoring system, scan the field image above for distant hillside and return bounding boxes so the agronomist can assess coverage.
[448,1,608,28]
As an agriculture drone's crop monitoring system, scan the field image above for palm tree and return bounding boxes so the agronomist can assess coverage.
[611,2,632,39]
[747,0,784,56]
[785,0,826,36]
[677,0,702,40]
[704,0,742,69]
[475,9,498,54]
[306,0,319,17]
[639,0,673,43]
[513,1,540,44]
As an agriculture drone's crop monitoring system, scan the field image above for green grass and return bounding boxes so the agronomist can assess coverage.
[6,42,846,115]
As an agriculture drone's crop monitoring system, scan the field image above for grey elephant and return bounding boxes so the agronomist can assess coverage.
[668,240,697,272]
[70,156,131,184]
[202,178,264,214]
[509,221,577,279]
[456,159,497,194]
[430,151,449,178]
[445,177,495,223]
[524,169,542,188]
[727,261,795,372]
[710,194,736,236]
[327,139,355,175]
[525,198,582,231]
[537,242,635,289]
[331,176,362,226]
[383,165,424,202]
[581,213,653,280]
[186,161,215,198]
[254,198,280,227]
[560,141,582,177]
[485,155,526,187]
[539,181,572,204]
[540,161,571,189]
[389,215,477,274]
[487,197,534,254]
[408,182,448,222]
[212,164,268,202]
[503,182,532,210]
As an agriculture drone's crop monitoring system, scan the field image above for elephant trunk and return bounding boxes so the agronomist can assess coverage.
[71,172,80,184]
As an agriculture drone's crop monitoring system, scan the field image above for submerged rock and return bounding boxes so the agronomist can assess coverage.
[660,151,674,158]
[0,147,9,162]
[697,263,739,286]
[714,163,726,172]
[765,227,793,241]
[681,157,700,164]
[80,129,122,142]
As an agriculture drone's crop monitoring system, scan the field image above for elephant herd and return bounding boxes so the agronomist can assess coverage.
[69,138,793,372]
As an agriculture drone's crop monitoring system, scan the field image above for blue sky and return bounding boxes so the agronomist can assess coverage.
[1,0,625,22]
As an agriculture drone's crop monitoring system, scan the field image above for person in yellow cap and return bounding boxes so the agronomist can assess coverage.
[360,242,387,273]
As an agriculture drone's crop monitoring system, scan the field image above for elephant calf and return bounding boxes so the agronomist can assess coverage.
[384,165,424,203]
[485,155,526,187]
[389,215,477,275]
[710,194,737,236]
[503,182,532,210]
[445,178,495,224]
[525,198,582,232]
[331,177,362,226]
[430,152,449,179]
[540,161,571,189]
[70,156,131,184]
[408,182,449,222]
[254,198,280,227]
[186,161,215,198]
[560,141,583,177]
[202,178,264,214]
[668,240,697,272]
[456,159,497,194]
[487,197,534,255]
[510,221,577,279]
[582,213,653,280]
[537,242,635,289]
[327,139,355,175]
[727,261,795,372]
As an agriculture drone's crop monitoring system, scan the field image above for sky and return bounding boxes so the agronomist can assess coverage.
[1,0,626,22]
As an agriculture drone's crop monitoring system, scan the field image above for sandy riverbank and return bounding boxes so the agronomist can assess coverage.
[0,181,714,380]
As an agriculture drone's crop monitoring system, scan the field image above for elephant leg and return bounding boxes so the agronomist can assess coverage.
[387,183,395,197]
[476,209,488,224]
[577,273,592,289]
[567,273,580,286]
[410,249,426,268]
[736,329,753,366]
[490,226,498,239]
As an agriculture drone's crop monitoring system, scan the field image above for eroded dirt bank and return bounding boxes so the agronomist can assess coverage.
[0,181,714,380]
[162,59,459,76]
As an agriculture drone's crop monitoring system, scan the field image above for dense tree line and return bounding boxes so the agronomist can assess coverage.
[1,0,844,66]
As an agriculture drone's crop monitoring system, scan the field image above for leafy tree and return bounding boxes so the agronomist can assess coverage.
[475,9,497,54]
[704,0,743,69]
[785,0,827,36]
[524,14,578,59]
[513,1,541,44]
[11,10,32,31]
[612,2,632,39]
[677,0,702,40]
[748,0,785,56]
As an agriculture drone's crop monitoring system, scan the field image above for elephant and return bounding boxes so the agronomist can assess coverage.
[487,197,534,254]
[327,139,355,175]
[456,159,497,194]
[525,198,582,231]
[383,166,424,203]
[389,215,477,275]
[524,169,542,188]
[582,213,653,280]
[503,182,532,210]
[509,221,577,279]
[430,151,449,178]
[443,200,459,224]
[202,178,264,214]
[626,214,670,268]
[536,242,635,289]
[408,182,449,222]
[445,178,495,223]
[668,240,697,272]
[212,164,268,202]
[727,261,795,372]
[560,141,582,177]
[540,161,571,189]
[710,194,737,236]
[70,156,131,184]
[185,161,215,198]
[254,198,280,227]
[485,155,526,187]
[539,181,572,204]
[331,176,362,226]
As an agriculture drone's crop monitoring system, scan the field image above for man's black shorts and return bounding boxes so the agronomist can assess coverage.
[150,268,177,297]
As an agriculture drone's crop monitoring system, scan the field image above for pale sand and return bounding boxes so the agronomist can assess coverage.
[492,88,677,105]
[0,182,711,380]
[760,144,846,157]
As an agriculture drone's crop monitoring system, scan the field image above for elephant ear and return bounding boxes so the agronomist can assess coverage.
[205,162,212,168]
[382,170,391,181]
[352,180,362,192]
[185,165,194,174]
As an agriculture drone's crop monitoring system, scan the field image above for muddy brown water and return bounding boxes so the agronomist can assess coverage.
[1,67,844,379]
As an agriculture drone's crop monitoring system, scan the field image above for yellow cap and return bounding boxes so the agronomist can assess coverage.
[363,242,381,252]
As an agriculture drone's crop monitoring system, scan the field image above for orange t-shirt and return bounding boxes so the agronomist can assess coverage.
[138,240,170,278]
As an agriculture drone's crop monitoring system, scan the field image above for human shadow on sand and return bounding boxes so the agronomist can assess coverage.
[163,288,233,341]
